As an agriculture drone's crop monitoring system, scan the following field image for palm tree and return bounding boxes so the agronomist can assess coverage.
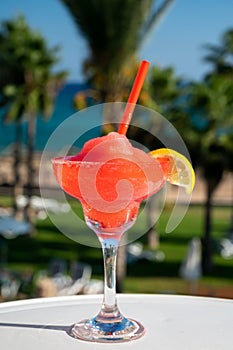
[188,74,233,274]
[204,27,233,244]
[192,29,233,273]
[60,0,176,291]
[0,15,67,220]
[203,28,233,76]
[61,0,175,104]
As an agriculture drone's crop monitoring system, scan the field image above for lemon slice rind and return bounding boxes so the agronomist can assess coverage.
[150,148,195,195]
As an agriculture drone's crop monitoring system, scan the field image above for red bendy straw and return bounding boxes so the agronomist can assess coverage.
[118,60,150,135]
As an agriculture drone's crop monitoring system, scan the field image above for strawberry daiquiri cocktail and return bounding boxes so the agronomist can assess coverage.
[52,131,195,343]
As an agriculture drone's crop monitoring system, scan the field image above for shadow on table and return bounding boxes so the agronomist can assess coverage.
[0,321,72,334]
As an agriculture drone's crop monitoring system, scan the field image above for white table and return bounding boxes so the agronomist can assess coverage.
[0,294,232,349]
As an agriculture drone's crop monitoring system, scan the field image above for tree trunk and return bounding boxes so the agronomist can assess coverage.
[229,191,233,239]
[116,244,126,293]
[202,180,213,274]
[24,115,36,222]
[146,196,160,249]
[13,119,23,218]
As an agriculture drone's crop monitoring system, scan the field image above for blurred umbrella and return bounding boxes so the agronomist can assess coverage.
[0,216,31,239]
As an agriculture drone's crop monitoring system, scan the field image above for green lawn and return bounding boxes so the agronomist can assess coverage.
[2,202,233,299]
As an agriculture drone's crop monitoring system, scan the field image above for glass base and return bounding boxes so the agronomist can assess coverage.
[69,316,145,343]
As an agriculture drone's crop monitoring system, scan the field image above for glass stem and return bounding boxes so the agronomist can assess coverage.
[97,235,123,321]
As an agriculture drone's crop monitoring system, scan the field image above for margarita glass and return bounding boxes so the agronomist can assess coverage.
[49,60,195,343]
[52,131,165,342]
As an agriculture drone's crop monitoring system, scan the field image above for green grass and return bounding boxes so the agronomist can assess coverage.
[0,194,13,207]
[124,204,233,297]
[2,203,233,298]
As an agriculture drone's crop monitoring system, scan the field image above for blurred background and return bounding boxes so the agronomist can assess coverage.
[0,0,232,302]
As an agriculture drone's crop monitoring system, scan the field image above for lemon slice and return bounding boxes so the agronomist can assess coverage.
[150,148,195,194]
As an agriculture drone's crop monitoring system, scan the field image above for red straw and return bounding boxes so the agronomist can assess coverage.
[118,60,150,135]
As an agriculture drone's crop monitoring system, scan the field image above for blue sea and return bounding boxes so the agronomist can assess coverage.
[0,83,102,154]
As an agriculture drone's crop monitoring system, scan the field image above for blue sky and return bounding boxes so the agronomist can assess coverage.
[1,1,233,82]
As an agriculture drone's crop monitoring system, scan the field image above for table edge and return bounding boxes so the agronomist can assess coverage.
[0,293,232,311]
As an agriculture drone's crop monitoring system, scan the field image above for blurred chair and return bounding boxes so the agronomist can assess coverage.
[70,261,92,282]
[57,262,92,296]
[35,258,71,297]
[0,269,21,300]
[83,279,104,294]
[49,258,67,276]
[49,258,72,292]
